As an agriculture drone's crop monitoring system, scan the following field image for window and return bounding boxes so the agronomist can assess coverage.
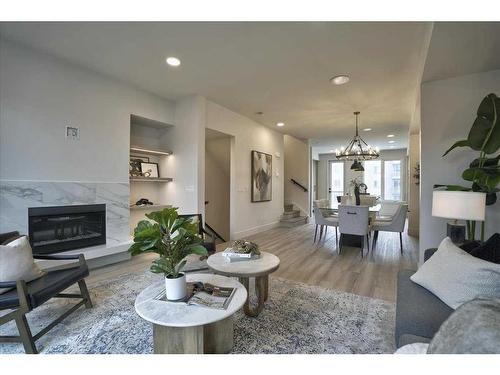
[329,161,344,200]
[384,160,401,200]
[363,160,381,197]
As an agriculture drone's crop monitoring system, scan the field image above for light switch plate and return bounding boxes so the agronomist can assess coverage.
[65,126,80,140]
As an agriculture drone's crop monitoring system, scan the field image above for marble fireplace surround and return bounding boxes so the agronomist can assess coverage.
[0,180,131,265]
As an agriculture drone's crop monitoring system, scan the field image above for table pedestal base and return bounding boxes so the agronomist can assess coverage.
[153,316,233,354]
[239,275,269,317]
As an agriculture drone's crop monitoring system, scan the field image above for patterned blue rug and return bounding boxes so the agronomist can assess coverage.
[0,270,396,354]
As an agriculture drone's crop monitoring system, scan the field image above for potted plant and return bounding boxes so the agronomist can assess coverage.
[129,207,207,300]
[435,93,500,241]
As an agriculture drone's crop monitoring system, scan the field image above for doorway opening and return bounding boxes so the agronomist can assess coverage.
[205,128,232,242]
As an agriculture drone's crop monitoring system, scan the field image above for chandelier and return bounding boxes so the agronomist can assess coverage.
[336,111,379,162]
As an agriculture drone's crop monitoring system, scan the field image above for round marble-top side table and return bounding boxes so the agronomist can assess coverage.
[207,251,280,317]
[134,273,247,354]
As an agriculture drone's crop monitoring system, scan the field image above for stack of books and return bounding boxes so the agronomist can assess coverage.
[222,248,260,263]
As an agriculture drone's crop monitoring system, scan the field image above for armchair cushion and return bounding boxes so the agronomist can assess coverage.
[0,261,89,310]
[0,236,45,295]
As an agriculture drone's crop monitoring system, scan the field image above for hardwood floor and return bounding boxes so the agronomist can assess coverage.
[86,222,418,303]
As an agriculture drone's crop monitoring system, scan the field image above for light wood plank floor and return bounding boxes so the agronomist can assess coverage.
[87,222,418,303]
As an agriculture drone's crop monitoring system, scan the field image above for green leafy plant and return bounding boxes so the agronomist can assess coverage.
[434,93,500,240]
[129,207,207,278]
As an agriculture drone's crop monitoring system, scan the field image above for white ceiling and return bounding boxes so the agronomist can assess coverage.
[423,22,500,83]
[0,22,433,151]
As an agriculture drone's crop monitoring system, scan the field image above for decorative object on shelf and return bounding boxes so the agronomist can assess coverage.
[129,207,207,301]
[413,163,420,185]
[358,182,368,194]
[140,162,159,178]
[432,190,486,244]
[129,156,149,177]
[134,198,154,207]
[251,150,272,202]
[435,93,499,241]
[336,112,380,170]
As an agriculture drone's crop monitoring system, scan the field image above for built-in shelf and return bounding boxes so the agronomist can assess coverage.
[130,145,172,156]
[129,177,173,182]
[130,204,171,210]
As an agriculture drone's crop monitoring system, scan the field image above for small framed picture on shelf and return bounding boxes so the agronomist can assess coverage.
[129,155,149,177]
[140,162,159,178]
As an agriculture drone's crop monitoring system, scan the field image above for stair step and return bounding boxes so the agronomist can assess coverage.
[281,210,300,219]
[279,215,308,227]
[284,203,294,212]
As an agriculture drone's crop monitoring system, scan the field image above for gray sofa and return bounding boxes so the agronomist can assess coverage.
[395,248,454,347]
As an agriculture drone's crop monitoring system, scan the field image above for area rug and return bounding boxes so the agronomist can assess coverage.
[0,270,396,354]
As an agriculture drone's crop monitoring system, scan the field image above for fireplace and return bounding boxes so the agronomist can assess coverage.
[28,204,106,254]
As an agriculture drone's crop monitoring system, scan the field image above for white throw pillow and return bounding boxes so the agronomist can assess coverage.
[411,237,500,309]
[0,236,46,294]
[394,343,429,354]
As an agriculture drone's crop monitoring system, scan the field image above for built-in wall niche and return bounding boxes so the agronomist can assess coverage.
[129,114,174,233]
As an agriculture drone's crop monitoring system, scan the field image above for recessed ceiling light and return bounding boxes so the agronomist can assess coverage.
[363,128,372,132]
[329,149,335,153]
[387,134,395,138]
[388,140,395,144]
[330,75,350,85]
[255,111,264,115]
[276,122,285,127]
[166,57,181,67]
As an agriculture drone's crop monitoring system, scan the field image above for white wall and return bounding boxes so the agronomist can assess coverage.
[284,135,310,216]
[0,39,174,183]
[206,101,284,239]
[0,40,201,242]
[163,95,205,215]
[317,149,408,200]
[205,135,231,240]
[407,132,420,237]
[420,69,500,262]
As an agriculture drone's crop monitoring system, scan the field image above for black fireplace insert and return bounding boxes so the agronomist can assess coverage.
[28,204,106,254]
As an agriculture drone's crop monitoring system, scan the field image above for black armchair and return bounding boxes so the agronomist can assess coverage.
[0,232,92,354]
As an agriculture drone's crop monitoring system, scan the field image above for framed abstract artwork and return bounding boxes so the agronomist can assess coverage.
[251,150,272,202]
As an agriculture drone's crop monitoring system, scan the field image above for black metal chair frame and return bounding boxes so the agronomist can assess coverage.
[0,253,93,354]
[178,213,217,251]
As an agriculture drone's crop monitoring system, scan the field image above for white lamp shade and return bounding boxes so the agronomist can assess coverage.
[432,191,486,221]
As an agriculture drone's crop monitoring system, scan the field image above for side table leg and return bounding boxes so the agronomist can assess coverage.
[239,276,266,317]
[153,324,203,354]
[263,275,269,302]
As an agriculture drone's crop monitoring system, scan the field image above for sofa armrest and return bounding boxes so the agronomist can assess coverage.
[424,248,437,262]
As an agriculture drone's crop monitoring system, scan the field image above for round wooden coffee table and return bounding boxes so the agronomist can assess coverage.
[207,251,280,317]
[134,273,247,354]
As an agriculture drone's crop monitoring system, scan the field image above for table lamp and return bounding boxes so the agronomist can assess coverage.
[432,190,486,244]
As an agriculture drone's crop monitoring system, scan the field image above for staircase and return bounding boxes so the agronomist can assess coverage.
[279,203,308,228]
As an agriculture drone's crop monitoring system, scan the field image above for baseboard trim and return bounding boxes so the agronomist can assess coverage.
[408,227,419,238]
[233,221,280,239]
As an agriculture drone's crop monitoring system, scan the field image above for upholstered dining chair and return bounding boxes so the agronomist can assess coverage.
[312,201,338,245]
[372,203,408,253]
[338,205,370,257]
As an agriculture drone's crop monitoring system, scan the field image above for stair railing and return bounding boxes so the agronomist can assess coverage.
[290,178,308,192]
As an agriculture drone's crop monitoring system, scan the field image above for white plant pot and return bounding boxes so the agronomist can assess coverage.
[165,273,187,301]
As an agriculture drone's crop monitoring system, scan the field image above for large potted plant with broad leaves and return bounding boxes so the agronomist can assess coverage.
[435,93,500,241]
[129,207,207,300]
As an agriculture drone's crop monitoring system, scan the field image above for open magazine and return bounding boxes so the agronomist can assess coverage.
[155,282,236,310]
